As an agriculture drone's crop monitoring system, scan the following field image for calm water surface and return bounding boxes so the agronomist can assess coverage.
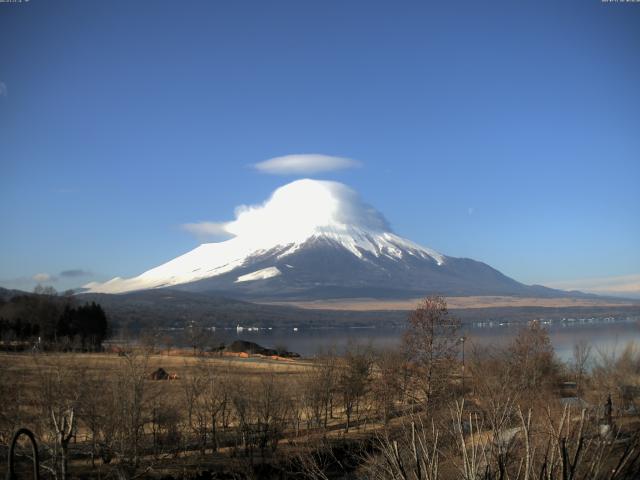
[215,318,640,362]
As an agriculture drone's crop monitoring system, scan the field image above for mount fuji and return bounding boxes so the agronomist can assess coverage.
[83,179,572,300]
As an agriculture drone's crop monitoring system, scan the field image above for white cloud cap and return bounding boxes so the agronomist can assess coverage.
[182,179,389,242]
[33,273,53,282]
[253,154,361,175]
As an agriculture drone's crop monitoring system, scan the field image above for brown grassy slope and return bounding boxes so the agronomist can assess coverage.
[265,295,638,311]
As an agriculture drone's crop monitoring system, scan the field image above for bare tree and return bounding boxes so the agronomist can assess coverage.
[366,416,440,480]
[372,348,410,425]
[77,371,105,468]
[150,397,181,457]
[572,340,592,395]
[403,296,461,406]
[254,373,290,458]
[50,408,75,480]
[367,401,640,480]
[202,362,230,452]
[591,341,640,421]
[303,349,338,430]
[508,321,559,397]
[33,356,83,480]
[109,352,152,467]
[182,364,206,452]
[186,360,231,454]
[338,343,372,432]
[228,374,255,458]
[0,363,26,446]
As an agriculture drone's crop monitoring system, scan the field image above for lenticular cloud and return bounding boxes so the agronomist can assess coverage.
[253,154,361,175]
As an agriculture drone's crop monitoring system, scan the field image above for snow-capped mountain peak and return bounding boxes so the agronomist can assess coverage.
[82,179,567,300]
[84,179,444,294]
[81,178,581,301]
[85,179,444,293]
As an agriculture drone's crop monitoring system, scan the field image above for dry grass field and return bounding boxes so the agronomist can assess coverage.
[0,350,322,478]
[266,295,639,311]
[0,349,315,406]
[2,321,640,479]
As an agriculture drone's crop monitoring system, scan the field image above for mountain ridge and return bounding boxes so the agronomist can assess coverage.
[81,179,595,301]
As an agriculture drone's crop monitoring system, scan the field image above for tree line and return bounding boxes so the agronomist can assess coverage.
[0,286,109,351]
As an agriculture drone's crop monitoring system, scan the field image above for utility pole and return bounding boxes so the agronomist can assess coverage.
[460,336,466,398]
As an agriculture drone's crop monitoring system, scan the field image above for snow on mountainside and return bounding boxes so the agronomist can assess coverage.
[84,179,445,294]
[83,179,573,300]
[236,267,281,283]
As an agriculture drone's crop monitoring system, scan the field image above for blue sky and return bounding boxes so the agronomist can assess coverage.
[0,0,639,295]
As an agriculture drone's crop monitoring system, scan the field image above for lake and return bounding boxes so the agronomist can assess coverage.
[214,317,640,363]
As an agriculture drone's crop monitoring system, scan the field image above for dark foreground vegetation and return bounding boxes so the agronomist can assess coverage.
[1,297,640,479]
[0,287,110,351]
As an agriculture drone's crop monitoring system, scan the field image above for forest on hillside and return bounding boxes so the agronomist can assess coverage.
[0,287,110,351]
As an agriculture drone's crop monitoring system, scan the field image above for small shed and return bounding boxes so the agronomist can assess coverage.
[150,367,170,380]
